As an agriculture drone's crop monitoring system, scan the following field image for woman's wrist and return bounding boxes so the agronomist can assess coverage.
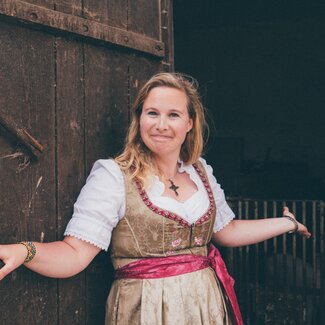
[283,216,298,233]
[18,242,37,263]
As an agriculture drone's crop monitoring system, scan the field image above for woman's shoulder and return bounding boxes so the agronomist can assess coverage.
[178,157,214,181]
[92,158,120,169]
[196,157,213,174]
[89,158,124,182]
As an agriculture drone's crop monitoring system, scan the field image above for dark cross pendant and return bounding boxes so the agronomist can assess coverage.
[168,179,179,196]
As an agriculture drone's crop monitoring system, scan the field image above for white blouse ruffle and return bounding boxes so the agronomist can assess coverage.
[64,158,235,251]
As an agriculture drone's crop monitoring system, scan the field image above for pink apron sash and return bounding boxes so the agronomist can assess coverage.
[115,244,243,325]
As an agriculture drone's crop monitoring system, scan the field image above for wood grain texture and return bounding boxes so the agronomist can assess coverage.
[0,1,173,323]
[22,0,54,10]
[0,113,44,157]
[128,54,162,107]
[160,0,174,71]
[0,0,165,57]
[0,21,58,324]
[128,0,161,40]
[54,0,82,16]
[55,37,87,324]
[83,44,129,324]
[83,0,127,29]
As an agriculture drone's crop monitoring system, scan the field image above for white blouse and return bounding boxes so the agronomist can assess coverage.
[64,158,235,251]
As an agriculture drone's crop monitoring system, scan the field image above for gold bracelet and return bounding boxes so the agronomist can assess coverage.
[19,241,36,263]
[284,216,298,233]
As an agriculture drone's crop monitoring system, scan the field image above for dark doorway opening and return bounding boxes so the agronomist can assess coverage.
[174,1,325,199]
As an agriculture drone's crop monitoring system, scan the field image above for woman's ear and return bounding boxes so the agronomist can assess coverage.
[187,118,193,132]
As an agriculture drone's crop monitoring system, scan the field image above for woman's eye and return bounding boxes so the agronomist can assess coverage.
[170,112,179,118]
[148,111,158,116]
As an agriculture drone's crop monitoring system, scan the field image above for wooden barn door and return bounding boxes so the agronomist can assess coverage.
[0,1,173,324]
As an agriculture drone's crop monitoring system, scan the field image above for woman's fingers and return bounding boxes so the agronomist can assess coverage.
[283,206,290,214]
[283,206,295,218]
[0,261,16,281]
[297,222,312,239]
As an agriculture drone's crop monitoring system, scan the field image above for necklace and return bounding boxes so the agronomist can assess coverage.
[168,178,179,196]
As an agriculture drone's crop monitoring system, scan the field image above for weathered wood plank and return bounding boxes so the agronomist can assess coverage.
[54,0,82,16]
[0,1,173,323]
[83,44,129,324]
[0,113,44,157]
[0,21,58,324]
[0,0,165,57]
[23,0,54,10]
[128,54,162,106]
[83,0,127,29]
[128,0,161,40]
[84,46,130,161]
[160,0,174,71]
[55,38,87,324]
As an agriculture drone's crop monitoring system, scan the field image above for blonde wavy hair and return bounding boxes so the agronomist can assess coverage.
[115,72,208,185]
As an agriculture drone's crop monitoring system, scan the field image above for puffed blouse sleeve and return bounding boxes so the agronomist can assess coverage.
[64,159,125,251]
[199,158,235,232]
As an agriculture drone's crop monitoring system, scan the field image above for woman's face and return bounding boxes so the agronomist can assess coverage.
[140,86,193,159]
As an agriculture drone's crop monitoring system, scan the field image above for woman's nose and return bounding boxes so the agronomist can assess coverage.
[156,116,168,130]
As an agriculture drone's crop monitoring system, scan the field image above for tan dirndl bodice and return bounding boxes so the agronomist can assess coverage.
[106,162,232,325]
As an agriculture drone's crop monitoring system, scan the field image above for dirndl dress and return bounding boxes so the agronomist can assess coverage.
[106,162,237,325]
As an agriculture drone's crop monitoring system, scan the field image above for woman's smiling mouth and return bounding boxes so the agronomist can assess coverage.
[151,134,172,141]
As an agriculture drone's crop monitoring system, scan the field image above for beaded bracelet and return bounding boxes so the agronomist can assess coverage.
[19,241,36,263]
[284,216,298,234]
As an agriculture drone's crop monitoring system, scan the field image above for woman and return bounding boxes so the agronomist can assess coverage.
[0,73,311,324]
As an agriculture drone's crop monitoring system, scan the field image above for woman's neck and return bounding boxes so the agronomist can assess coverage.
[154,155,179,179]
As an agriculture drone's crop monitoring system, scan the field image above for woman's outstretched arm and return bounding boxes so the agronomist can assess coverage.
[212,207,311,247]
[0,236,100,281]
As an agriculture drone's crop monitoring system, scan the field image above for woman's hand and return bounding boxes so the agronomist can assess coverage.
[0,244,27,280]
[283,206,311,239]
